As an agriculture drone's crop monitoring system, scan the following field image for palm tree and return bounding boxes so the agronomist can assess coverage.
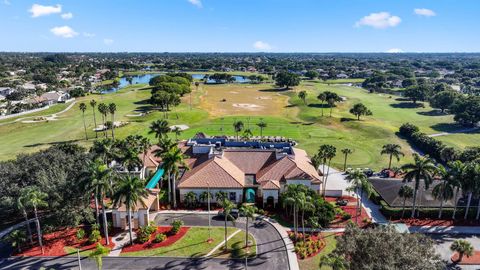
[90,100,98,138]
[450,239,474,263]
[21,187,48,254]
[233,120,244,140]
[79,102,88,140]
[283,184,305,239]
[462,163,480,219]
[317,92,326,117]
[199,191,212,205]
[149,120,170,142]
[398,185,414,219]
[121,148,142,171]
[15,195,33,245]
[184,191,197,209]
[219,198,236,251]
[95,164,114,245]
[139,137,151,179]
[112,176,148,245]
[318,144,336,197]
[346,169,373,224]
[297,192,314,237]
[298,91,307,105]
[432,165,455,219]
[97,103,108,138]
[91,138,118,165]
[215,191,228,203]
[88,243,111,270]
[341,148,353,171]
[239,204,257,248]
[381,144,404,170]
[242,128,253,141]
[449,160,466,219]
[172,126,182,141]
[256,120,267,139]
[401,154,438,218]
[162,146,188,208]
[108,103,117,140]
[319,254,348,270]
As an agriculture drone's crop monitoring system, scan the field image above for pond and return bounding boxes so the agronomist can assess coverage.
[101,73,251,93]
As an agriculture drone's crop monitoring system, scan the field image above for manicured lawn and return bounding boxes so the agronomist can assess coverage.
[1,79,478,170]
[298,233,337,270]
[120,227,236,257]
[209,230,256,259]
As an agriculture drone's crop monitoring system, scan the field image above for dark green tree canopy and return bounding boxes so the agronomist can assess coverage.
[275,71,301,89]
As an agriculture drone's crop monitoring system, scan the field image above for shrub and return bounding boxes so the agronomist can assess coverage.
[88,230,101,244]
[170,220,184,235]
[145,221,157,235]
[256,209,265,215]
[399,123,419,137]
[76,228,85,241]
[341,213,352,220]
[153,233,167,243]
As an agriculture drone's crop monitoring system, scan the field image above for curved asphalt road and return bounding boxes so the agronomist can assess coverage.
[0,213,288,270]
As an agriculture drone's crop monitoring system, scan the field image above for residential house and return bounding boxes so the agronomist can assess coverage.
[40,91,70,105]
[111,189,160,229]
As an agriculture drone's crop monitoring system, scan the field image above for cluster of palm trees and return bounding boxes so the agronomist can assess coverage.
[398,154,480,220]
[346,169,373,223]
[282,184,318,240]
[312,144,337,197]
[79,100,118,140]
[317,91,342,117]
[231,119,268,141]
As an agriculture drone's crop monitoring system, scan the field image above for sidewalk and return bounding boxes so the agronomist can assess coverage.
[261,216,300,270]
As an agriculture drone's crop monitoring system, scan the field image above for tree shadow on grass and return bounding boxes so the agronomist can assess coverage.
[390,102,424,109]
[24,139,81,148]
[430,123,480,133]
[340,117,356,122]
[258,88,290,92]
[308,103,330,108]
[417,110,448,116]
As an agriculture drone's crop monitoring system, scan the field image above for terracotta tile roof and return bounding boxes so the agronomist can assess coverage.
[178,156,244,188]
[116,189,159,211]
[138,145,162,169]
[261,180,281,190]
[222,150,276,174]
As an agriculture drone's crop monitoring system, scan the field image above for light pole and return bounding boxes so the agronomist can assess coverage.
[207,181,212,242]
[77,249,82,270]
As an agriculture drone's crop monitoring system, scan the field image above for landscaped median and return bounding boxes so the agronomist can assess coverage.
[120,226,256,259]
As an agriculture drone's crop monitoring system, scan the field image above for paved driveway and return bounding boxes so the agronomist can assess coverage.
[429,234,480,270]
[154,213,289,270]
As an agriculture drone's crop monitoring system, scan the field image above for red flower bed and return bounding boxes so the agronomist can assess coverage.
[121,226,189,253]
[451,251,480,265]
[16,227,115,257]
[330,205,371,228]
[289,232,326,260]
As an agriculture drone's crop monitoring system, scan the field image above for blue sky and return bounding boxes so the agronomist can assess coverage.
[0,0,478,52]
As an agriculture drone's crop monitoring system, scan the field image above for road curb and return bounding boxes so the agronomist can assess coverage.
[260,216,299,270]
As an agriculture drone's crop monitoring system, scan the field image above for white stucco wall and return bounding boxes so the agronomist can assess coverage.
[262,189,279,203]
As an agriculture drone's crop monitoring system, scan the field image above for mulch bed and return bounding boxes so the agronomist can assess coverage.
[289,232,326,260]
[121,226,190,253]
[393,218,480,227]
[16,227,115,257]
[451,251,480,265]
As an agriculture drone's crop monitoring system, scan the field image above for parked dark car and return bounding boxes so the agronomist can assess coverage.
[217,209,240,219]
[336,199,348,206]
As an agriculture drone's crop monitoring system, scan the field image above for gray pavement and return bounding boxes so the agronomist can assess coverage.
[429,234,480,270]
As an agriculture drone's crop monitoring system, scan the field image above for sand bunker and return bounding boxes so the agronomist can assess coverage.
[170,124,189,131]
[229,91,239,94]
[126,113,144,117]
[256,96,272,100]
[232,103,262,110]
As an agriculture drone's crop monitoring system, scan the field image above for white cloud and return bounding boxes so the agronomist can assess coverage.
[414,8,436,17]
[103,38,114,45]
[253,41,272,51]
[61,12,73,20]
[83,32,95,38]
[188,0,202,8]
[355,12,401,29]
[50,26,78,38]
[29,4,62,18]
[386,48,404,53]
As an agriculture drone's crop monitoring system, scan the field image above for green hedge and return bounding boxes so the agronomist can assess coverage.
[379,200,480,220]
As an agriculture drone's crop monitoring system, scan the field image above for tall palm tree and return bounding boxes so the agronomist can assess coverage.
[317,92,326,117]
[162,146,188,208]
[97,103,108,138]
[401,154,438,218]
[220,198,236,251]
[148,120,170,142]
[346,169,373,223]
[449,160,466,219]
[297,192,314,237]
[242,128,253,141]
[112,176,148,245]
[139,137,151,179]
[432,165,455,219]
[318,144,336,197]
[256,120,267,139]
[451,240,474,263]
[90,100,98,138]
[283,184,305,239]
[298,90,307,105]
[381,144,404,170]
[398,185,414,219]
[341,148,353,171]
[91,138,118,165]
[462,163,480,219]
[79,102,88,140]
[15,195,33,245]
[21,187,48,254]
[121,148,142,171]
[233,120,244,140]
[108,103,117,140]
[94,163,114,245]
[239,204,257,248]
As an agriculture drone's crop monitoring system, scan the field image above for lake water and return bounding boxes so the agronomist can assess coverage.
[101,73,250,93]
